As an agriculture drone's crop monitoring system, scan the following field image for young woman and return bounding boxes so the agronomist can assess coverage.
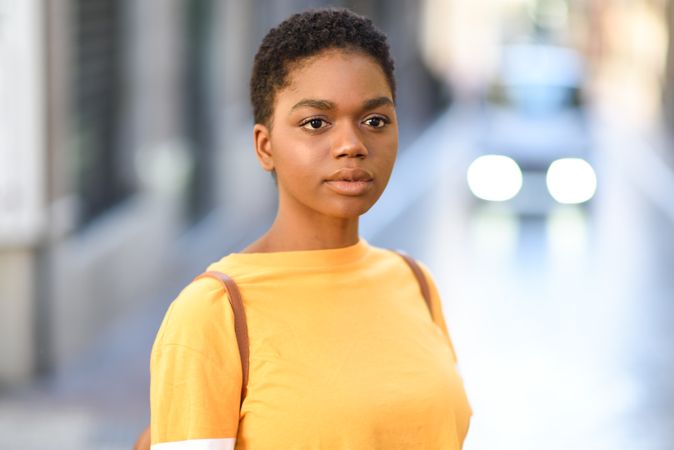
[148,8,471,450]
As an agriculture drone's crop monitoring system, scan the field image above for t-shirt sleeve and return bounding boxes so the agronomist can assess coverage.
[150,277,242,448]
[417,261,460,365]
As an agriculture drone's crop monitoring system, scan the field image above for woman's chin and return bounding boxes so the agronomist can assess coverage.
[321,199,376,220]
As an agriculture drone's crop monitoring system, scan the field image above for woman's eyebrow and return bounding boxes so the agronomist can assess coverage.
[290,97,394,112]
[363,96,394,110]
[291,99,335,111]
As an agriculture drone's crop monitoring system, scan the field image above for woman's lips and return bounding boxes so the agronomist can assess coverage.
[324,179,374,196]
[324,168,374,196]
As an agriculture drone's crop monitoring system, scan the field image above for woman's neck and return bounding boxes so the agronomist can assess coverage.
[242,210,360,253]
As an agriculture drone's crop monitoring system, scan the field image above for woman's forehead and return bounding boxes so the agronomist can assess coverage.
[278,50,393,105]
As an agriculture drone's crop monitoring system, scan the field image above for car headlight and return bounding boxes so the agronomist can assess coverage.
[467,155,523,202]
[546,158,597,204]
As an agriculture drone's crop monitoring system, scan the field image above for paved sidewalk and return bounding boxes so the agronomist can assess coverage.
[0,289,167,449]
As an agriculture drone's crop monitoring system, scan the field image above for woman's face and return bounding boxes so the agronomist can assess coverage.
[255,49,398,221]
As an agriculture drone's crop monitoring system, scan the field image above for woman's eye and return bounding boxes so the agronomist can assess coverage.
[364,116,388,128]
[301,118,328,130]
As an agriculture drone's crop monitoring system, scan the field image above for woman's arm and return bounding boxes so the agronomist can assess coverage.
[149,278,242,449]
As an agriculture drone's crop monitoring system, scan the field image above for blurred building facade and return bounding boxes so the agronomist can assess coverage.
[0,0,449,384]
[5,0,673,387]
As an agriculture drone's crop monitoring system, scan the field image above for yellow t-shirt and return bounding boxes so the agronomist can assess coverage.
[150,238,471,450]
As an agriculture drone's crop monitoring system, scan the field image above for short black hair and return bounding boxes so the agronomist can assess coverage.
[250,8,396,127]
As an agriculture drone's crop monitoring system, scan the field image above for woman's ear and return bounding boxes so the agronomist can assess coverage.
[253,123,274,172]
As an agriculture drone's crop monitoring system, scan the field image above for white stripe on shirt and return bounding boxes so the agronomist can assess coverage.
[151,438,236,450]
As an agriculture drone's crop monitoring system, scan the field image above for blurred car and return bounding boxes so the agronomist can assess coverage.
[468,43,597,214]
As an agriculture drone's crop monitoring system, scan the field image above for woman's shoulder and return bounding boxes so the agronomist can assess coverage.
[155,275,235,349]
[173,272,232,309]
[374,247,440,281]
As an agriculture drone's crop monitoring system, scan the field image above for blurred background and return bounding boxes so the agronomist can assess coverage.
[1,0,674,448]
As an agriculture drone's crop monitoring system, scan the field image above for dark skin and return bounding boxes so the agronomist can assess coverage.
[243,49,399,253]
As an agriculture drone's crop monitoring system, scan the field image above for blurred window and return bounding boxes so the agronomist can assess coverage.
[72,0,133,225]
[184,0,215,222]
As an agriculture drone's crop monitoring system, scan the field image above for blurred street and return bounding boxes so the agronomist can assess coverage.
[3,1,674,449]
[1,105,673,449]
[379,108,674,449]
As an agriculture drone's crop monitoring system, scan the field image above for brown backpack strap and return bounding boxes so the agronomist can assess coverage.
[134,271,249,450]
[194,271,249,404]
[392,250,434,321]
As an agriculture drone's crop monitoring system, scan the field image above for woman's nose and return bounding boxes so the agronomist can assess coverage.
[331,123,368,159]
